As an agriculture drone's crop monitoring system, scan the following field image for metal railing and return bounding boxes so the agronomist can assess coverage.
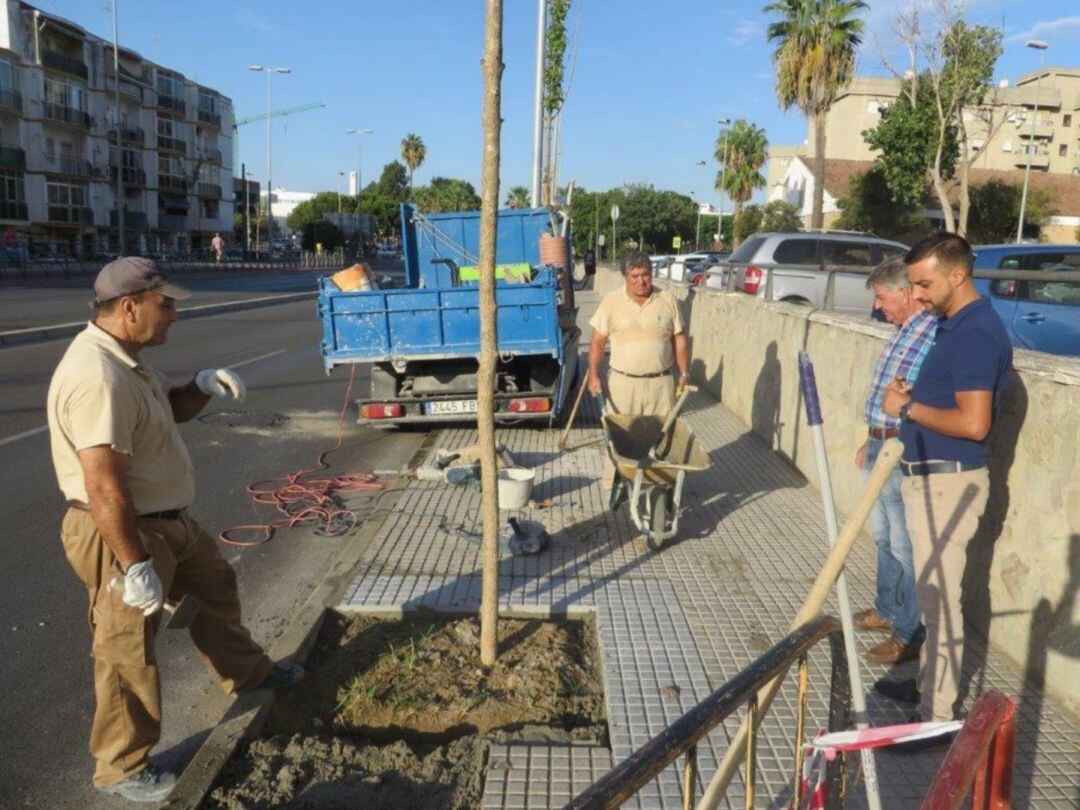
[159,175,187,192]
[0,86,23,113]
[685,260,1080,313]
[108,123,144,145]
[567,616,851,810]
[41,49,88,80]
[111,165,147,187]
[46,205,93,225]
[157,134,187,154]
[197,108,221,127]
[0,145,25,170]
[196,182,221,199]
[157,94,185,114]
[43,102,90,129]
[922,690,1016,810]
[44,154,103,178]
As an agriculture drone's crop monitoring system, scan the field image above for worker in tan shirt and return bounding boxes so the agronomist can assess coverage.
[46,257,303,803]
[587,251,689,485]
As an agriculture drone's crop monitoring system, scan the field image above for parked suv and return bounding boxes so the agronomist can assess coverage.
[972,244,1080,356]
[714,231,908,315]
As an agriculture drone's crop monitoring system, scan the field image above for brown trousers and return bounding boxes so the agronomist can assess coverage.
[602,372,676,488]
[60,508,273,787]
[901,469,989,722]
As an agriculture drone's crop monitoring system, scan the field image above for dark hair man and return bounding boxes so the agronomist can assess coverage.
[879,233,1013,729]
[46,257,304,802]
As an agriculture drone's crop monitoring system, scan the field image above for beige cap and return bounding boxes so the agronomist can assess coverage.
[93,257,191,304]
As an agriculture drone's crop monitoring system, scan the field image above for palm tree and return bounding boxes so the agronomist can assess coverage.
[505,186,530,209]
[764,0,866,229]
[400,133,426,199]
[715,120,768,225]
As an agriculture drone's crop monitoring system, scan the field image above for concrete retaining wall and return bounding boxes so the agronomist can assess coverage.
[595,267,1080,713]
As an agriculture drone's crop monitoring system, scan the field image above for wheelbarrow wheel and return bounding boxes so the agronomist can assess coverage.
[645,487,672,551]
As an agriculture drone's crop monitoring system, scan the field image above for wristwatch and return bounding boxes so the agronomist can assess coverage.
[898,402,913,424]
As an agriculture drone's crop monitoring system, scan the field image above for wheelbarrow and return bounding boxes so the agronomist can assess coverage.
[601,389,710,550]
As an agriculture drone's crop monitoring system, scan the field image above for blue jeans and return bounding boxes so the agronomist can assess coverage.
[863,438,924,645]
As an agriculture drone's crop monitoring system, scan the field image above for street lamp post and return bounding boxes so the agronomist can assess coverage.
[338,171,345,215]
[111,0,123,254]
[716,117,731,247]
[345,128,374,214]
[695,160,706,250]
[1017,39,1048,243]
[248,65,290,254]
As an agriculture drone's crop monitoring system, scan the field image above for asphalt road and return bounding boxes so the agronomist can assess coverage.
[0,295,425,807]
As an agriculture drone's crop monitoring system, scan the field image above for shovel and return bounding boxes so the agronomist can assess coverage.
[646,384,696,463]
[107,577,202,629]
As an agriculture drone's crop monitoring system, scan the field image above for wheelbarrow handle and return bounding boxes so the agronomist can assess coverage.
[649,384,697,459]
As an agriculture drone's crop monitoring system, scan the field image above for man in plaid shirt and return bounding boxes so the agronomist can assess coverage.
[854,259,937,665]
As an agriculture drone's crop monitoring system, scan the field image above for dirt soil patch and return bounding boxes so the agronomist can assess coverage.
[208,611,606,809]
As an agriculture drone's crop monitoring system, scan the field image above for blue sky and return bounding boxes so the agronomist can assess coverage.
[37,0,1080,206]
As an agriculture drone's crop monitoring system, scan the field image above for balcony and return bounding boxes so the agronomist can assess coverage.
[47,205,93,226]
[0,200,28,220]
[159,174,187,192]
[159,213,186,230]
[110,210,148,229]
[197,108,221,128]
[0,146,25,171]
[157,94,185,115]
[111,165,147,187]
[43,102,90,129]
[197,147,222,164]
[41,49,88,80]
[111,77,144,102]
[44,155,104,179]
[196,182,221,199]
[157,134,186,154]
[1014,150,1050,169]
[108,124,145,146]
[0,86,22,114]
[1017,123,1055,139]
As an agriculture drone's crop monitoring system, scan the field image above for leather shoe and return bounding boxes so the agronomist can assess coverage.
[98,765,176,803]
[867,635,921,665]
[874,677,920,705]
[853,608,892,633]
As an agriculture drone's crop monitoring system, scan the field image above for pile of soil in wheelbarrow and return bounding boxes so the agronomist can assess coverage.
[208,611,606,809]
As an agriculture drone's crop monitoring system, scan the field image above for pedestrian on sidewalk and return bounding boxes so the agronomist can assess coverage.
[586,250,690,487]
[880,233,1013,725]
[853,259,936,666]
[211,232,225,263]
[46,257,304,803]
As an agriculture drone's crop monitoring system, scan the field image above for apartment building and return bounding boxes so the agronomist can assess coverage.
[0,1,235,258]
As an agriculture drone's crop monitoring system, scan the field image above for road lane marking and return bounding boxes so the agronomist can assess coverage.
[0,424,48,447]
[0,348,294,447]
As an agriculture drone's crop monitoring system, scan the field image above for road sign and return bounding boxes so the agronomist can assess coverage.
[610,204,620,222]
[672,235,682,250]
[597,234,606,246]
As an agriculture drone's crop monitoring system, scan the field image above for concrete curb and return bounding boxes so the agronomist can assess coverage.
[0,290,317,349]
[160,432,438,810]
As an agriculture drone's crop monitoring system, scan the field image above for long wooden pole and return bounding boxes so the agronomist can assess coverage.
[477,0,504,667]
[696,438,903,809]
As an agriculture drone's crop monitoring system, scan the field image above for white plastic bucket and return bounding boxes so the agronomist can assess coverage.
[497,467,535,509]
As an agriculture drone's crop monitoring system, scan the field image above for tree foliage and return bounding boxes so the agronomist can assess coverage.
[966,180,1053,244]
[505,186,530,208]
[760,199,802,232]
[834,167,930,243]
[863,73,959,207]
[400,133,426,197]
[542,0,571,117]
[569,185,697,256]
[300,220,344,252]
[715,119,768,219]
[286,191,347,232]
[376,161,409,203]
[733,205,764,244]
[414,177,482,213]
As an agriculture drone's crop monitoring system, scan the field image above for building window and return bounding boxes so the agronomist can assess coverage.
[1002,139,1012,152]
[198,92,217,114]
[0,169,24,203]
[158,155,184,178]
[1064,114,1073,128]
[46,179,88,207]
[197,164,217,184]
[44,77,87,110]
[155,72,182,99]
[200,199,219,218]
[1060,144,1068,157]
[156,115,186,140]
[0,59,15,91]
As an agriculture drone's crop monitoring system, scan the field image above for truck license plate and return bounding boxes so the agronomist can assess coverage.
[426,399,478,415]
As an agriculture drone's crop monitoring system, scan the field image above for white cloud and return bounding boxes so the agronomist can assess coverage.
[728,20,764,47]
[1006,15,1080,44]
[236,8,287,36]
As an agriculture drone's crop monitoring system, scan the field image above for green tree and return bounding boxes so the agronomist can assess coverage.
[835,166,930,243]
[863,72,959,207]
[733,204,763,244]
[287,191,348,232]
[400,133,426,199]
[760,199,801,232]
[542,0,571,205]
[715,119,768,230]
[765,0,867,229]
[505,186,530,208]
[967,180,1053,243]
[414,177,482,213]
[301,219,344,252]
[376,161,409,203]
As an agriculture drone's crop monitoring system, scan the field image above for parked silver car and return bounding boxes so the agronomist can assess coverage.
[702,231,908,315]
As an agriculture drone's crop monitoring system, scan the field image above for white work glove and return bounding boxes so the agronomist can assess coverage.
[196,368,247,401]
[120,559,164,617]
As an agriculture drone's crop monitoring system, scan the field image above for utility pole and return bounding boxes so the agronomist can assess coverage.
[248,65,291,253]
[1017,40,1048,243]
[111,0,123,254]
[242,162,250,253]
[346,128,374,214]
[529,0,546,207]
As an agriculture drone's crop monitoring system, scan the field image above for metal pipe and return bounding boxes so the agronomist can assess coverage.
[682,745,697,810]
[1017,40,1048,243]
[111,1,123,253]
[793,654,809,806]
[743,695,757,810]
[797,351,882,810]
[530,0,546,207]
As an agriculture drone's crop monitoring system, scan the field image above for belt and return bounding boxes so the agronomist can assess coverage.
[610,367,672,379]
[900,460,987,477]
[69,501,186,520]
[868,427,899,439]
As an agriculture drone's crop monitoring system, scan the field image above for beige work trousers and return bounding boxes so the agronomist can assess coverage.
[602,371,676,488]
[900,468,989,722]
[60,508,273,787]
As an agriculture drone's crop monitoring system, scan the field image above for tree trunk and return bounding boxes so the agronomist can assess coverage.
[955,119,971,237]
[930,119,955,233]
[811,113,826,230]
[478,0,504,667]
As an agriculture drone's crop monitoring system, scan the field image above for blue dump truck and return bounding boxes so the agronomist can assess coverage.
[318,204,580,426]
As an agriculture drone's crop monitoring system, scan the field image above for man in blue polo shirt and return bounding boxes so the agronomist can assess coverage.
[880,232,1012,725]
